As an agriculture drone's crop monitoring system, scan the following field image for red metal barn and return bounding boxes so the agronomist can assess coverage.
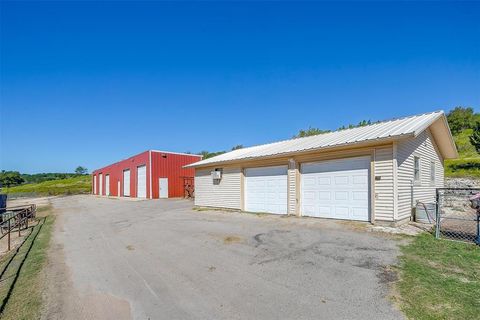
[91,151,201,199]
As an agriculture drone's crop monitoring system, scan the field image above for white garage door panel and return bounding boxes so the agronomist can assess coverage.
[245,166,288,215]
[99,173,103,196]
[123,170,131,197]
[105,175,110,196]
[301,157,370,221]
[137,165,147,198]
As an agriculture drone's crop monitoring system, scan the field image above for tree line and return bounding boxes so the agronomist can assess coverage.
[198,107,478,159]
[0,166,88,188]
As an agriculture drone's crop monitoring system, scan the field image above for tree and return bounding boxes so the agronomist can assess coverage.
[75,166,88,175]
[293,127,331,138]
[470,122,480,153]
[447,107,476,134]
[0,170,25,188]
[338,119,373,130]
[231,145,244,150]
[198,150,226,159]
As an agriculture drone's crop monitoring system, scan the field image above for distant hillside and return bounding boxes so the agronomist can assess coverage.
[2,175,91,197]
[445,128,480,178]
[440,107,480,178]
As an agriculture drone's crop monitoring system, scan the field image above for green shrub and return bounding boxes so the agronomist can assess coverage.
[445,158,480,178]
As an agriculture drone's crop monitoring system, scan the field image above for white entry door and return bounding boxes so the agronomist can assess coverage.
[117,181,120,197]
[159,178,168,198]
[245,166,288,214]
[105,175,110,196]
[137,165,147,198]
[99,173,103,196]
[123,169,130,197]
[301,156,370,221]
[93,175,97,194]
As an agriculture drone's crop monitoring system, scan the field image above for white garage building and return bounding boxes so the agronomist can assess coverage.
[187,111,458,224]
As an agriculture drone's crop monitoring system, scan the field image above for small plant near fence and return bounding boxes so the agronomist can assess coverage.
[435,188,480,245]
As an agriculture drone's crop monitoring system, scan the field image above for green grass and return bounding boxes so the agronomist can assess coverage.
[396,233,480,320]
[2,175,91,196]
[0,207,55,319]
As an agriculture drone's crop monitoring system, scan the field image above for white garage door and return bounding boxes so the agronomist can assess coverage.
[137,165,147,198]
[245,166,288,214]
[99,173,103,196]
[301,156,370,221]
[123,169,131,197]
[105,175,110,196]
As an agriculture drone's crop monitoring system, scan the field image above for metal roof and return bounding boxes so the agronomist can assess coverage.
[187,111,455,168]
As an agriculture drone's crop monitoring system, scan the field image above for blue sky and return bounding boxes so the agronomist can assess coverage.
[1,1,479,173]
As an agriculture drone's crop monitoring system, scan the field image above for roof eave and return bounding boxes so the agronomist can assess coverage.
[421,113,458,159]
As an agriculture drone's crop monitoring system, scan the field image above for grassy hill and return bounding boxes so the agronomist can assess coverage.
[445,128,480,178]
[2,175,91,197]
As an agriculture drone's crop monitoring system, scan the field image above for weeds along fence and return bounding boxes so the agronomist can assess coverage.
[435,188,480,244]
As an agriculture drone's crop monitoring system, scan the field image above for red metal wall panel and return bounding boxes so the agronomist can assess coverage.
[92,150,201,199]
[92,151,150,198]
[151,151,202,198]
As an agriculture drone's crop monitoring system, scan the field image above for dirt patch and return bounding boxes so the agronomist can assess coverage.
[337,220,369,231]
[223,235,242,244]
[8,196,60,208]
[379,266,398,284]
[126,245,135,251]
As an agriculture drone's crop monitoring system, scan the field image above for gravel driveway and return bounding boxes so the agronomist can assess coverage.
[43,195,404,320]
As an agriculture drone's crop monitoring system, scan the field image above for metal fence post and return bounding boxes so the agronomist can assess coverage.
[435,189,440,239]
[7,219,10,251]
[476,213,480,245]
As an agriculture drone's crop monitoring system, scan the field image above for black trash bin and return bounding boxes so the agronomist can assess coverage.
[0,194,6,215]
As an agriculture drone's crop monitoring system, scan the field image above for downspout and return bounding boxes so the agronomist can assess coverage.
[410,180,414,220]
[393,142,398,222]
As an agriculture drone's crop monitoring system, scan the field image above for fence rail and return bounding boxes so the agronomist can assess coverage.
[435,188,480,245]
[0,204,37,251]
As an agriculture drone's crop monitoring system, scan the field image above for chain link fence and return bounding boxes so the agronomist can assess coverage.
[435,188,480,244]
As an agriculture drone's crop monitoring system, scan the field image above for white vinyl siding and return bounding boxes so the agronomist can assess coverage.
[397,129,444,221]
[430,161,435,183]
[374,146,395,222]
[195,167,242,209]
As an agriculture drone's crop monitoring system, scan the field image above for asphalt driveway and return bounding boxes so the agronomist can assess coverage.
[43,195,404,320]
